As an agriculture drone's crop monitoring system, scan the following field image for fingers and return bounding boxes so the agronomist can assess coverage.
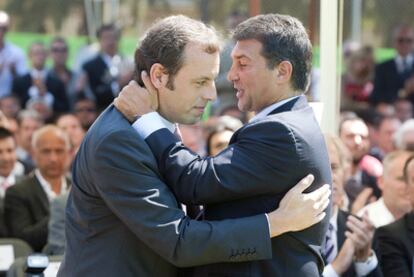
[292,174,315,193]
[304,183,330,202]
[314,212,326,224]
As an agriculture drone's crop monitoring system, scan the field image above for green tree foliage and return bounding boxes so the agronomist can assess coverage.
[6,0,84,33]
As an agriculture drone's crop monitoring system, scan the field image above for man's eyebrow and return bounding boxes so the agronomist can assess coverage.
[192,76,212,82]
[232,54,250,60]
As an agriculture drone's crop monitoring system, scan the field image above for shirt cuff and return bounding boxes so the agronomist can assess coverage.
[132,112,169,139]
[322,264,340,277]
[354,250,378,276]
[265,213,271,237]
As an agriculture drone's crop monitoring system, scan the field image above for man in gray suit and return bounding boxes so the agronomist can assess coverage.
[58,15,330,277]
[115,14,332,276]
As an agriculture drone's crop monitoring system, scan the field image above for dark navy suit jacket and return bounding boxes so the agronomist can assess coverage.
[146,95,332,277]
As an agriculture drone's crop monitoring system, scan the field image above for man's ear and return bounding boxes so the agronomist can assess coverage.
[149,63,169,89]
[275,61,293,84]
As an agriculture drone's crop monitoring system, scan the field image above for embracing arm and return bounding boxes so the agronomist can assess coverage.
[92,129,329,267]
[140,118,301,205]
[93,130,273,267]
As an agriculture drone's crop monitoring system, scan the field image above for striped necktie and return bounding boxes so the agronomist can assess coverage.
[322,223,336,264]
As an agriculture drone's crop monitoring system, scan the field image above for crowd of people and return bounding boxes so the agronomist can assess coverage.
[0,7,413,277]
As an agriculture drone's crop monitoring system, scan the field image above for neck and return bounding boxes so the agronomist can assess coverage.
[53,64,66,72]
[384,197,412,220]
[44,175,63,195]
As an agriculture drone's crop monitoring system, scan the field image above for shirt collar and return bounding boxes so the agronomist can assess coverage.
[34,169,67,202]
[329,206,339,232]
[250,95,300,123]
[395,53,414,72]
[30,68,47,80]
[156,112,176,133]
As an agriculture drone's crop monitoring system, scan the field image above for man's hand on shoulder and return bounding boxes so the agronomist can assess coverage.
[114,71,159,123]
[267,174,331,237]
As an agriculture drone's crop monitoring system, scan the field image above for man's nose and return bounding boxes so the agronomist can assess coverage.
[227,64,238,82]
[202,86,217,101]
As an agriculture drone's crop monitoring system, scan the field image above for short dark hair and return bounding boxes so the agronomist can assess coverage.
[232,14,312,92]
[96,23,120,39]
[0,126,14,140]
[134,15,220,89]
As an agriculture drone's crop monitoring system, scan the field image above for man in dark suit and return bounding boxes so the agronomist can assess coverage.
[4,125,71,251]
[59,15,331,277]
[370,24,414,105]
[323,134,382,277]
[0,127,25,238]
[80,24,133,111]
[12,42,69,113]
[376,154,414,277]
[115,14,332,276]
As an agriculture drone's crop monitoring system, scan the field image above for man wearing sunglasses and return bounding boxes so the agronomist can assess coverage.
[370,24,414,104]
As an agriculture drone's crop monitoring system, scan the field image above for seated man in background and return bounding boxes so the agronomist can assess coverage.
[4,125,70,251]
[323,134,381,277]
[375,154,414,277]
[357,150,412,228]
[0,127,25,237]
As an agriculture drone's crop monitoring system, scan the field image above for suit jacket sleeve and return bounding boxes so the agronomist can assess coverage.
[375,226,411,277]
[146,120,301,205]
[91,129,272,267]
[4,186,48,251]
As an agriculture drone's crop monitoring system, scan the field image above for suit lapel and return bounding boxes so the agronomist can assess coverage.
[336,210,348,248]
[32,175,50,214]
[229,95,308,144]
[406,213,414,250]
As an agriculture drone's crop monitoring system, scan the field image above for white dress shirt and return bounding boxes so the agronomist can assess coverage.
[0,41,27,97]
[357,197,395,228]
[395,53,414,74]
[28,69,54,108]
[0,161,25,198]
[34,169,68,202]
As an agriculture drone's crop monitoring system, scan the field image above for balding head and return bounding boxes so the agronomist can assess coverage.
[32,125,70,179]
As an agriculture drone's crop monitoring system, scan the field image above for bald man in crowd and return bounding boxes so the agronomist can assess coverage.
[4,125,71,251]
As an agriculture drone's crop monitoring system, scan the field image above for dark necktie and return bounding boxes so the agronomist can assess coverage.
[402,58,412,80]
[322,223,336,264]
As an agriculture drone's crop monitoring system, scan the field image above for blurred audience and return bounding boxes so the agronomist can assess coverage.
[16,109,43,172]
[49,37,77,109]
[0,11,27,97]
[4,125,71,251]
[341,45,375,112]
[369,115,401,161]
[394,118,414,150]
[73,94,97,131]
[0,94,20,119]
[206,115,242,156]
[393,97,413,122]
[358,150,412,228]
[370,24,414,105]
[78,23,133,111]
[323,134,380,277]
[56,113,85,159]
[376,154,414,277]
[339,114,382,207]
[0,127,24,237]
[12,41,69,114]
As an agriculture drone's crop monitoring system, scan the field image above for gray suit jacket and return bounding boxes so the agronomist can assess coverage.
[58,106,273,277]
